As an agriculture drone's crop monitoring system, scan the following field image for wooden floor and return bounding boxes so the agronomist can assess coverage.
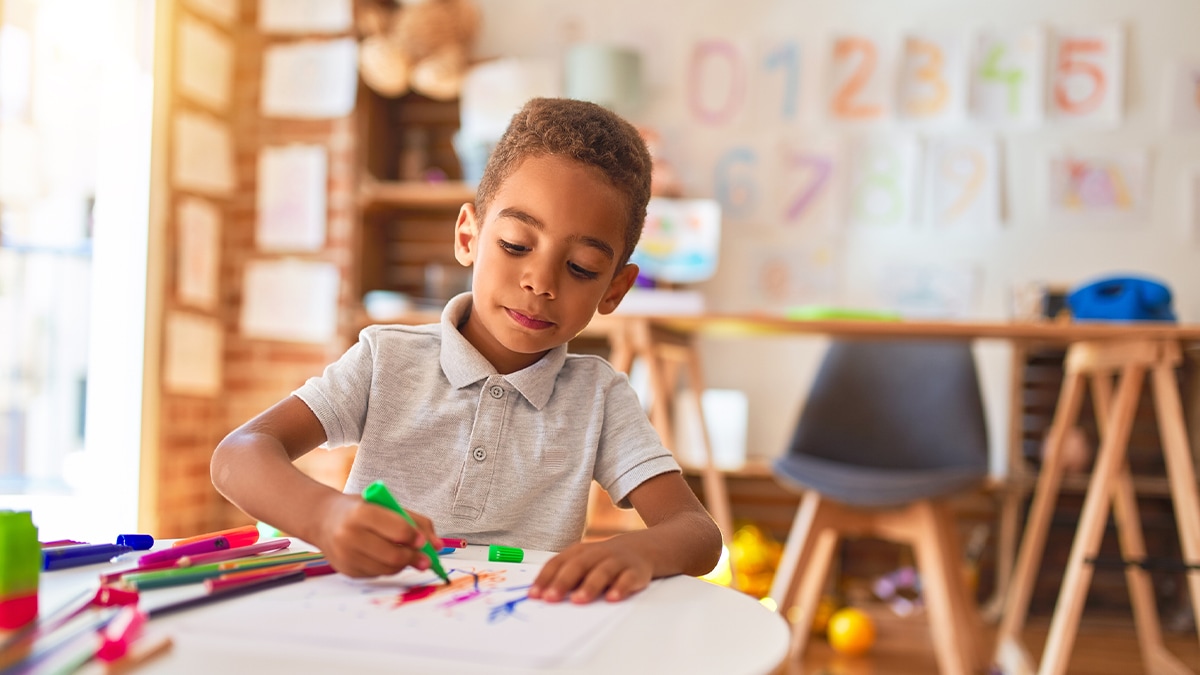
[778,602,1200,674]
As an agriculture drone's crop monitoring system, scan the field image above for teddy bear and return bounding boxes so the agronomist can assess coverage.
[357,0,480,101]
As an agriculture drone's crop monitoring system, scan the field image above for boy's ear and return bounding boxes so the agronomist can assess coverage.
[453,203,479,267]
[597,263,640,315]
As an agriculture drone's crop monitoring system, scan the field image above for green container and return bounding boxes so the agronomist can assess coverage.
[0,510,39,628]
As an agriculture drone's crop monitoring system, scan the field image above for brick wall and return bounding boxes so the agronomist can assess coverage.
[148,3,359,537]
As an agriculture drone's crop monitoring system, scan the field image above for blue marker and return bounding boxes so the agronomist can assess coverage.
[43,543,133,571]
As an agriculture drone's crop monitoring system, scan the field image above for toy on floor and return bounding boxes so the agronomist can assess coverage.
[826,606,875,656]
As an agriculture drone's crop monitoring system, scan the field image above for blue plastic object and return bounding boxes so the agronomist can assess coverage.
[1067,275,1176,323]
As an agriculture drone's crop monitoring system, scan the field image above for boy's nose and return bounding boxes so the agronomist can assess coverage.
[521,263,557,298]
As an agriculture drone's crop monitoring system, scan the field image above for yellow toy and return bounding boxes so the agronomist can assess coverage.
[826,607,875,656]
[358,0,480,100]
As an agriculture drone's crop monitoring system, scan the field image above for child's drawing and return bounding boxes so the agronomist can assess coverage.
[174,561,633,668]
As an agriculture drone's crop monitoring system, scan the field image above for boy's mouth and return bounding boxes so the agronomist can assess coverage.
[506,308,555,330]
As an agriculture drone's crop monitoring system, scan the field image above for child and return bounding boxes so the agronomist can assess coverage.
[211,97,722,604]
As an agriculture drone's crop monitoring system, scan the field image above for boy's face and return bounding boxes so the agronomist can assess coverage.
[454,154,639,374]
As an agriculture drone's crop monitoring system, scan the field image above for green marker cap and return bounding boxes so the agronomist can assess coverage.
[488,544,524,563]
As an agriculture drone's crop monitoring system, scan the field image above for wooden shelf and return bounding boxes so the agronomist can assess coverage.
[359,179,475,210]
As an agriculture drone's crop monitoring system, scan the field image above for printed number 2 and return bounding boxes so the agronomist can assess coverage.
[832,38,882,119]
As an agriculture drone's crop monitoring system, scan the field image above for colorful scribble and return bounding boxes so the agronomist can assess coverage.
[373,568,534,624]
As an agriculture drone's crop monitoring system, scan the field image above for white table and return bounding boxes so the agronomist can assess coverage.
[33,543,789,675]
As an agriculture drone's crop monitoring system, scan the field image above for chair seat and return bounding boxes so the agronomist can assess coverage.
[773,453,987,508]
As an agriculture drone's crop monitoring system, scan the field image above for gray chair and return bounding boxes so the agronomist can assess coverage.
[768,339,989,674]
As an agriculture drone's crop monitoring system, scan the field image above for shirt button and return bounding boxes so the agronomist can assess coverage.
[472,447,486,461]
[489,385,504,399]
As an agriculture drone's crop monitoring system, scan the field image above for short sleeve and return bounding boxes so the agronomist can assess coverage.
[593,375,681,508]
[292,328,377,449]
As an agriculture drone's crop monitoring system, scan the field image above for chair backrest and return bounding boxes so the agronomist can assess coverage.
[775,339,989,506]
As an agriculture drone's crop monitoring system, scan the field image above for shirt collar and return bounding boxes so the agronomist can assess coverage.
[439,292,567,411]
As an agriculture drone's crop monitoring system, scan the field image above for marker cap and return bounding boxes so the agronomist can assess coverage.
[487,545,524,563]
[116,534,155,550]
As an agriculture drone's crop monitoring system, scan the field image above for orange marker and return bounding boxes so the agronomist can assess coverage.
[172,525,259,549]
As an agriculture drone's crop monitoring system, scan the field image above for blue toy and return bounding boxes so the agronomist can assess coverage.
[1067,275,1176,322]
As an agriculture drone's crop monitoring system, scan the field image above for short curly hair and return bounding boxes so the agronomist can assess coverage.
[474,97,652,268]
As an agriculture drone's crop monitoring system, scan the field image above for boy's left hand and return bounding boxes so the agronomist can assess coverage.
[529,539,653,604]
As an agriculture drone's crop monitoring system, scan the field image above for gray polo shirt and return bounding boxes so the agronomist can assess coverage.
[293,292,680,552]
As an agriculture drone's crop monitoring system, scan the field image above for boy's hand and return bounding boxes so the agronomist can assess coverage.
[529,539,653,604]
[315,492,443,577]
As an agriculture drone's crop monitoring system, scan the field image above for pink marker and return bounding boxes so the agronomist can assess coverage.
[138,535,230,565]
[441,537,467,548]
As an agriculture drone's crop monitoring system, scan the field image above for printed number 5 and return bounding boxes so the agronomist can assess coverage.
[1054,39,1106,115]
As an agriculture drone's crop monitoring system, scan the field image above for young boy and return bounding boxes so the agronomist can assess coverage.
[211,97,722,605]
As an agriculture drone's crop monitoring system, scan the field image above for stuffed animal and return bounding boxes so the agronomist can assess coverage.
[358,0,480,101]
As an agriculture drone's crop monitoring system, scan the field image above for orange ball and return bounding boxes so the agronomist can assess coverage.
[826,607,875,656]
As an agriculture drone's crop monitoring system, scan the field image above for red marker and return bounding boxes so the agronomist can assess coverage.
[441,537,467,548]
[138,536,230,565]
[172,525,260,549]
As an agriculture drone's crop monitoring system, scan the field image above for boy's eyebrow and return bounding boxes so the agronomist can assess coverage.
[497,207,616,260]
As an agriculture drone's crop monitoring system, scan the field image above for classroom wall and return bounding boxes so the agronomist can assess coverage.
[472,0,1200,472]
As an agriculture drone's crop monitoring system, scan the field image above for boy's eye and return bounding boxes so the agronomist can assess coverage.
[498,239,528,254]
[568,262,600,280]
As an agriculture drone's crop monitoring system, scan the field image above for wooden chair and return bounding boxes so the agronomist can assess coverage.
[768,339,990,675]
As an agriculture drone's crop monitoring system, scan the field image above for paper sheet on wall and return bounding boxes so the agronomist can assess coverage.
[172,562,632,669]
[240,259,339,343]
[745,238,840,310]
[874,261,979,319]
[897,31,966,124]
[256,145,328,251]
[685,37,754,129]
[176,197,221,310]
[922,137,1001,231]
[825,33,891,123]
[178,15,233,111]
[261,38,358,119]
[1166,60,1200,131]
[183,0,238,24]
[172,111,235,195]
[969,28,1044,126]
[1046,25,1124,126]
[259,0,352,34]
[845,135,919,228]
[769,137,840,232]
[1046,150,1149,227]
[164,312,223,396]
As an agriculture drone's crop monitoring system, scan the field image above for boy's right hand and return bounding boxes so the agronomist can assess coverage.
[314,492,443,577]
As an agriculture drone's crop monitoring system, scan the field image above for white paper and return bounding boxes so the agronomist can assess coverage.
[845,135,920,228]
[178,15,233,111]
[745,239,839,309]
[969,28,1044,126]
[240,259,340,343]
[897,31,966,124]
[1165,60,1200,131]
[259,0,352,34]
[176,197,221,310]
[256,145,328,251]
[183,0,238,24]
[172,111,235,195]
[674,389,749,470]
[164,312,223,396]
[770,137,841,231]
[825,33,891,123]
[1046,26,1124,126]
[1046,149,1149,227]
[922,136,1001,231]
[261,38,358,119]
[875,261,979,319]
[173,562,631,669]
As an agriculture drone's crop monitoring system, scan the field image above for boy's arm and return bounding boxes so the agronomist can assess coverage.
[530,472,722,604]
[210,395,441,577]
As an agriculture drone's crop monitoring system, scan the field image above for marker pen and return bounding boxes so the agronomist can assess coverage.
[43,544,133,571]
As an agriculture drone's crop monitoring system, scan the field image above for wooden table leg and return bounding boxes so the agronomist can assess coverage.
[994,366,1087,670]
[1037,361,1145,675]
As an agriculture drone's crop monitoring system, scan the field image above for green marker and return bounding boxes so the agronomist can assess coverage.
[362,481,450,585]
